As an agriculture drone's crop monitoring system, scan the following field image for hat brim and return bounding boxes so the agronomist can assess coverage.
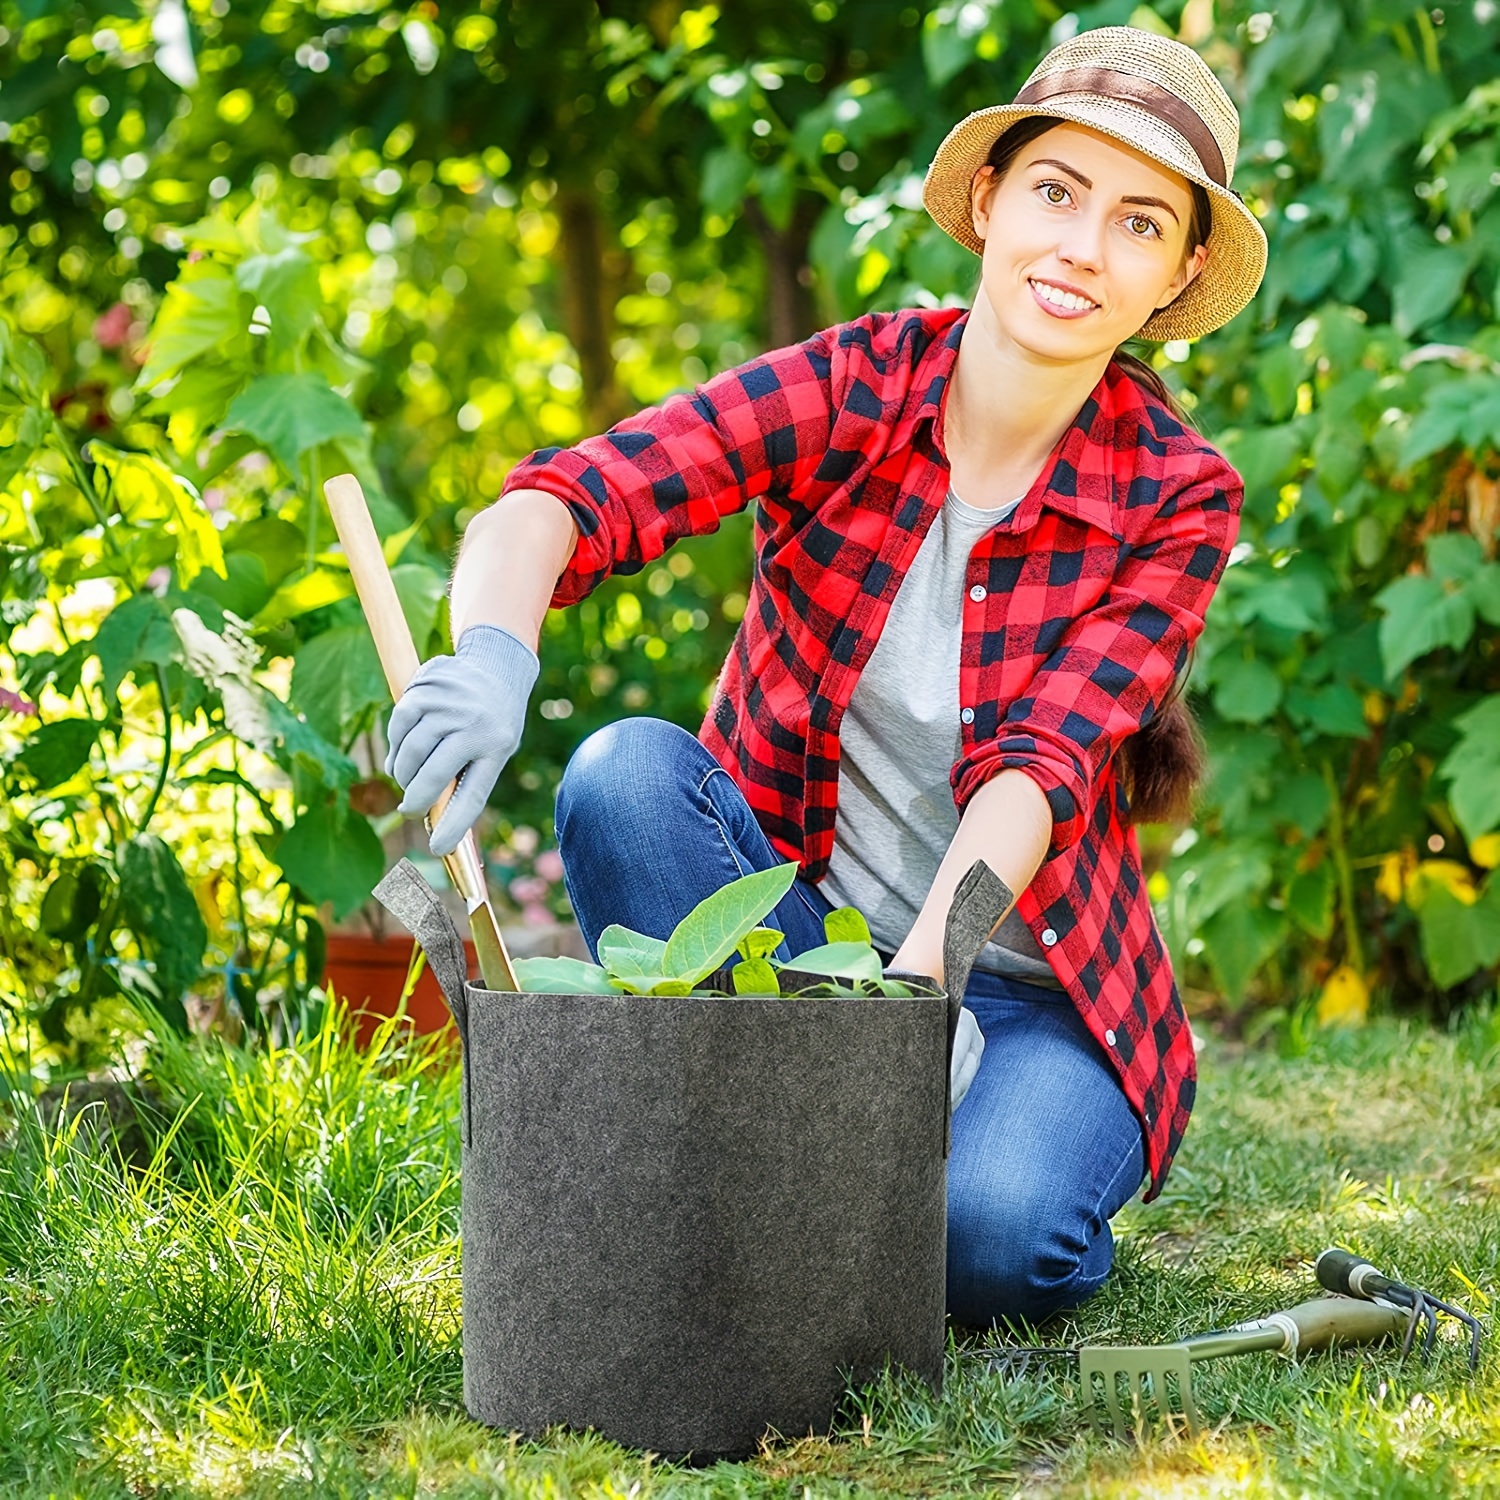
[921,101,1268,343]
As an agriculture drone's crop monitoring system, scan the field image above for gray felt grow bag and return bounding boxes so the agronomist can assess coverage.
[375,857,1012,1461]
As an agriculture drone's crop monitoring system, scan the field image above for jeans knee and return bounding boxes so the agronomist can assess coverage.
[556,718,691,843]
[947,1190,1108,1328]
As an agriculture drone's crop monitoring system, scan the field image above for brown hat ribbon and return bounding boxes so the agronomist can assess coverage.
[1013,66,1228,188]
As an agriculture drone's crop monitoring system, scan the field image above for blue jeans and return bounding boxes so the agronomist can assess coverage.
[554,718,1146,1327]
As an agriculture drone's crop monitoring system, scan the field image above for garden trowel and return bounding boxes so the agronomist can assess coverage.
[323,472,517,993]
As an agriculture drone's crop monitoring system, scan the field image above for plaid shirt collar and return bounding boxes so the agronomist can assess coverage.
[902,310,1124,541]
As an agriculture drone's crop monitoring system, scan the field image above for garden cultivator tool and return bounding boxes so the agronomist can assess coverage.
[1316,1247,1484,1371]
[964,1295,1410,1440]
[323,472,517,993]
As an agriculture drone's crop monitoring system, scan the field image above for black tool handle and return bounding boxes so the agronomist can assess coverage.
[1315,1248,1405,1303]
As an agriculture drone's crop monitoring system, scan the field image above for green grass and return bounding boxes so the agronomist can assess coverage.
[1,1005,1496,1499]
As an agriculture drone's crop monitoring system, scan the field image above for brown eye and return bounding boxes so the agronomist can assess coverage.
[1128,214,1157,236]
[1043,183,1067,204]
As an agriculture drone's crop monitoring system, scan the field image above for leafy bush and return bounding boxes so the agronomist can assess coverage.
[2,0,1499,1030]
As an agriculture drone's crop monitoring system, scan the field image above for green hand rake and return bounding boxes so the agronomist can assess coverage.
[965,1295,1410,1440]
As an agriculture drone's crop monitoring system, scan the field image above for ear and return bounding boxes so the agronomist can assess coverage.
[969,166,997,241]
[1155,241,1209,310]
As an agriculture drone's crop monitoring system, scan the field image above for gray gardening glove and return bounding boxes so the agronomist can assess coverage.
[951,1006,985,1111]
[384,623,539,856]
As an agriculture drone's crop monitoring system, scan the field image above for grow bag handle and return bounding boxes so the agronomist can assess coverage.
[373,858,471,1046]
[940,859,1016,1156]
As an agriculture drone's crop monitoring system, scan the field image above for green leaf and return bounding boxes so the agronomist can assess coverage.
[1392,240,1475,337]
[1212,657,1284,724]
[93,593,178,699]
[736,926,783,963]
[235,246,320,354]
[1426,532,1483,584]
[228,517,305,588]
[223,374,364,474]
[93,447,227,584]
[649,979,695,995]
[0,405,46,490]
[1417,882,1500,989]
[290,625,388,742]
[1201,901,1285,1005]
[1285,863,1335,939]
[257,567,356,628]
[823,906,871,945]
[700,148,754,217]
[391,563,447,650]
[512,955,619,995]
[12,717,99,790]
[1285,682,1368,738]
[1439,696,1500,842]
[1278,772,1331,837]
[274,798,384,919]
[732,958,780,995]
[782,940,883,983]
[661,861,799,986]
[596,925,668,983]
[1375,574,1475,679]
[137,262,245,388]
[1469,564,1500,626]
[117,834,207,1021]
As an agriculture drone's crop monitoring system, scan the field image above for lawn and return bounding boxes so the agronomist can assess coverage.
[1,1006,1496,1499]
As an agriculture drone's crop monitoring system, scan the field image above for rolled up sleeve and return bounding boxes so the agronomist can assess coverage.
[952,462,1242,852]
[500,330,837,606]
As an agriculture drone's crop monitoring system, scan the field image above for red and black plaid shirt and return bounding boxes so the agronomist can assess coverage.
[503,307,1242,1199]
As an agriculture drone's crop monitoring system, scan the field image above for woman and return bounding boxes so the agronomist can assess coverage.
[385,25,1268,1327]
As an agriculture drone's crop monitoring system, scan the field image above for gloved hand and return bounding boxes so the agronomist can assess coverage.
[384,623,540,856]
[950,1006,985,1111]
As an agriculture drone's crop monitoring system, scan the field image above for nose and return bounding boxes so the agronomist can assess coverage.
[1055,207,1108,274]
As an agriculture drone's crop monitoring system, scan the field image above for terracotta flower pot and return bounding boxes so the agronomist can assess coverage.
[321,932,474,1046]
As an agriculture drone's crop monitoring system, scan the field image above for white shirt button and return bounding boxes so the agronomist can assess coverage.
[1105,1028,1117,1046]
[1041,928,1058,947]
[960,707,975,725]
[968,583,987,602]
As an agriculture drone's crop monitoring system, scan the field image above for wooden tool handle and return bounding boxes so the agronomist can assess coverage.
[323,472,421,700]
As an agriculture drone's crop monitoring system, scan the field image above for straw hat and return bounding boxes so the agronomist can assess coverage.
[922,25,1268,342]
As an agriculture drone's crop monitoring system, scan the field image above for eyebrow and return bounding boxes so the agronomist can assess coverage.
[1025,157,1182,223]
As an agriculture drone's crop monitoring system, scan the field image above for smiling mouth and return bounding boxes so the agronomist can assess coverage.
[1029,278,1100,313]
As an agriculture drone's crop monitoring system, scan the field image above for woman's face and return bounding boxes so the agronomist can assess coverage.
[969,121,1209,361]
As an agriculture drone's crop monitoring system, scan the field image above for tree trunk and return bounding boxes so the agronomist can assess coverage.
[555,186,631,432]
[745,196,822,349]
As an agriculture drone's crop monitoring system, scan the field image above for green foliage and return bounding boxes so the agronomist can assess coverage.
[2,0,1500,1027]
[513,866,918,996]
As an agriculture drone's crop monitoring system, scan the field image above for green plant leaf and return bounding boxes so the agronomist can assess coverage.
[1285,863,1335,939]
[235,246,320,354]
[512,955,618,994]
[391,562,447,651]
[1201,901,1285,1005]
[661,860,798,985]
[1211,657,1284,724]
[649,979,695,995]
[116,833,206,1022]
[732,958,780,995]
[1375,574,1475,679]
[290,625,388,743]
[1439,695,1500,842]
[782,940,883,983]
[1285,683,1369,739]
[1417,882,1500,990]
[823,906,871,945]
[223,374,365,474]
[93,447,227,584]
[136,261,245,388]
[258,567,357,628]
[274,799,384,919]
[736,926,783,962]
[596,925,668,982]
[12,717,99,790]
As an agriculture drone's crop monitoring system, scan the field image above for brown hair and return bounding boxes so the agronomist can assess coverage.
[980,115,1210,825]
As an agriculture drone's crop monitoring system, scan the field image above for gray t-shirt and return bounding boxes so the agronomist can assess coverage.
[821,488,1062,988]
